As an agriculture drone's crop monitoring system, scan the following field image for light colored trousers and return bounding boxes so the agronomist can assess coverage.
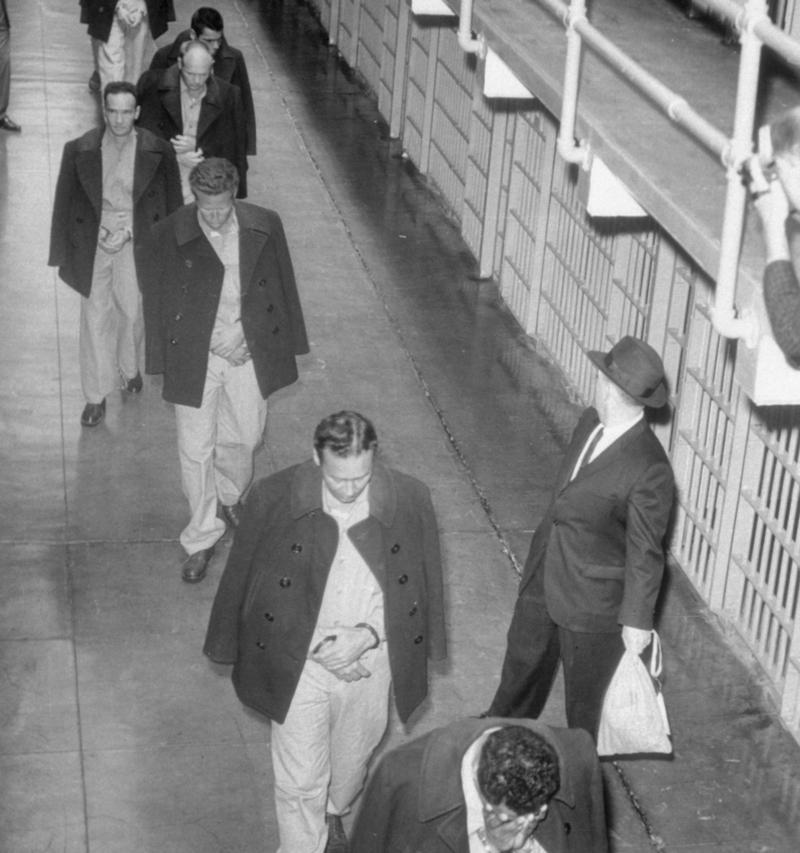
[271,648,391,853]
[96,15,149,89]
[80,241,142,404]
[174,355,267,555]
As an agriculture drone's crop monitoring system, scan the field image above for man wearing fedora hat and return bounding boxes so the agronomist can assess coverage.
[485,336,674,741]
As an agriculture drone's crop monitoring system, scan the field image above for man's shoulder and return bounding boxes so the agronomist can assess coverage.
[66,127,103,154]
[135,126,174,155]
[235,202,281,233]
[384,465,432,500]
[248,463,308,508]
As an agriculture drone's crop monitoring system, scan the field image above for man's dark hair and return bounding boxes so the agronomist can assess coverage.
[191,7,225,35]
[477,727,560,816]
[189,158,239,196]
[771,107,800,159]
[314,411,378,458]
[103,81,138,107]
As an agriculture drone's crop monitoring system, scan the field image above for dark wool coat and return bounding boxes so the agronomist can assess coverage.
[349,718,608,853]
[80,0,175,42]
[143,201,309,407]
[48,126,182,298]
[149,31,256,155]
[136,64,248,198]
[527,407,674,633]
[203,460,447,725]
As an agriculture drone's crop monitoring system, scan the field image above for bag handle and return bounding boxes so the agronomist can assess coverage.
[649,630,663,679]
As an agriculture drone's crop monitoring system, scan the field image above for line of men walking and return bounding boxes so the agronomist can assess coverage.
[46,5,677,853]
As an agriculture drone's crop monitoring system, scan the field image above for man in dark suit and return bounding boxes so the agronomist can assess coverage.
[349,718,607,853]
[136,40,248,200]
[148,7,256,156]
[203,410,446,853]
[81,0,175,90]
[49,81,182,427]
[143,158,308,580]
[486,337,674,740]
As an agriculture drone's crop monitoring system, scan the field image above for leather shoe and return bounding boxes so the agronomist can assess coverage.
[88,70,101,92]
[125,371,143,393]
[181,546,215,583]
[80,400,106,427]
[0,116,21,132]
[325,814,348,853]
[222,501,244,528]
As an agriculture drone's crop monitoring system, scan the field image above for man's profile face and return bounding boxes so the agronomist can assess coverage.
[194,189,235,230]
[195,27,223,57]
[179,49,213,94]
[314,448,375,504]
[104,92,139,138]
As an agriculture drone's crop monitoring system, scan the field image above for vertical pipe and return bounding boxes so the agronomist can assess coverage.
[710,0,766,345]
[557,0,590,168]
[478,106,508,278]
[390,0,411,139]
[329,0,342,46]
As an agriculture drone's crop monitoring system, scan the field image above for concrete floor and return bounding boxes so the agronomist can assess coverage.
[2,0,800,850]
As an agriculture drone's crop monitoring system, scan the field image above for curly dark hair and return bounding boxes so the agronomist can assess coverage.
[313,411,378,458]
[477,727,560,815]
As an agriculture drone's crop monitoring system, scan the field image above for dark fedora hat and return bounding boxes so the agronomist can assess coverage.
[587,336,668,408]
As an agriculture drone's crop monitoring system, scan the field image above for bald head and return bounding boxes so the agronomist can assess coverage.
[179,41,214,94]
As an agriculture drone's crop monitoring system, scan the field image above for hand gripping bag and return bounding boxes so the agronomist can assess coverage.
[597,631,671,756]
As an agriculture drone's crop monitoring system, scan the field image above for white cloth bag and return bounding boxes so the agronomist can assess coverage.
[597,630,672,756]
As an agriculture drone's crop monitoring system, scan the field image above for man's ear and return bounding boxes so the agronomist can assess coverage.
[312,449,321,467]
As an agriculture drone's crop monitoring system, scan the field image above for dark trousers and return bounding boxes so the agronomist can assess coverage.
[488,566,625,741]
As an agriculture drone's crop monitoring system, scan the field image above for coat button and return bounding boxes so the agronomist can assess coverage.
[398,574,408,584]
[564,823,571,836]
[291,543,302,553]
[391,543,400,553]
[553,520,559,527]
[256,641,265,649]
[185,259,192,268]
[153,213,160,221]
[272,327,279,334]
[174,313,182,321]
[267,303,274,312]
[409,605,417,616]
[279,577,291,588]
[414,635,423,644]
[170,338,177,345]
[259,279,267,287]
[264,612,274,621]
[149,190,155,197]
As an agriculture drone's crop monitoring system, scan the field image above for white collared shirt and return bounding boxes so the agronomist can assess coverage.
[570,411,644,481]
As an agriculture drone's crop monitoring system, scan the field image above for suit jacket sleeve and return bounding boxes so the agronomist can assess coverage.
[141,217,169,375]
[619,458,674,630]
[148,44,170,73]
[349,749,406,853]
[229,84,248,199]
[233,58,257,156]
[48,141,78,269]
[271,213,310,356]
[763,259,800,368]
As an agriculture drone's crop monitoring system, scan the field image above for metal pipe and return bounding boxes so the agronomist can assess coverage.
[457,0,486,58]
[557,0,590,169]
[710,0,767,345]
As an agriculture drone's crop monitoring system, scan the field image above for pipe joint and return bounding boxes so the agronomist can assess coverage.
[737,0,771,39]
[563,7,587,32]
[457,29,486,58]
[557,135,591,170]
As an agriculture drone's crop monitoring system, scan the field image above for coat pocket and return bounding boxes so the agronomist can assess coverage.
[582,563,625,580]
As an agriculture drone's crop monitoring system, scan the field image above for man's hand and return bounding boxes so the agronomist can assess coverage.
[482,806,541,852]
[754,178,791,263]
[311,625,375,672]
[329,660,372,683]
[98,226,131,255]
[210,321,251,365]
[622,626,652,656]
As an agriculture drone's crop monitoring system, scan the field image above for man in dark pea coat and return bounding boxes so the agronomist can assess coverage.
[143,157,308,582]
[136,39,248,199]
[148,6,256,156]
[203,410,447,853]
[350,718,608,853]
[49,80,182,427]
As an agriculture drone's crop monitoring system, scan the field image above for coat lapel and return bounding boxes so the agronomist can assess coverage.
[159,66,184,131]
[195,77,223,144]
[75,129,104,220]
[569,416,649,484]
[555,410,600,496]
[132,130,161,204]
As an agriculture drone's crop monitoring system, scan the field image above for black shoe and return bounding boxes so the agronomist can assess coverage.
[0,117,21,133]
[88,70,101,92]
[125,371,143,393]
[222,501,244,528]
[80,400,106,427]
[325,814,348,853]
[181,546,215,584]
